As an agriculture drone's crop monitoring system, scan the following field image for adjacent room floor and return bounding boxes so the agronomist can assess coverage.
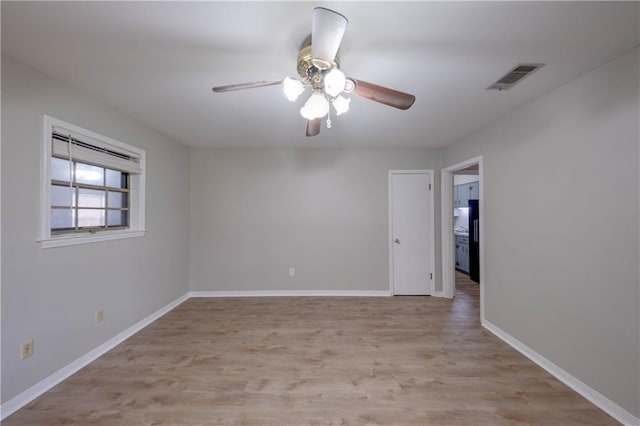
[4,276,617,425]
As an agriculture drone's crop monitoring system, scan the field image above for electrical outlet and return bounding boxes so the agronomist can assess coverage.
[96,308,104,323]
[288,267,295,277]
[20,339,34,360]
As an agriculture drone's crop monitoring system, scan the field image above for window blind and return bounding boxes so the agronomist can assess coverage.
[51,126,142,174]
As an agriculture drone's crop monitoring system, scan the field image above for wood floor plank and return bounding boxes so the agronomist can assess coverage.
[4,274,619,425]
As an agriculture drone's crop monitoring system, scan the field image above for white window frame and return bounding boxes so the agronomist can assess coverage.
[39,115,146,248]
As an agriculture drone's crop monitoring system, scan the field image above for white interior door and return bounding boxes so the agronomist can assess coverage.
[390,171,433,295]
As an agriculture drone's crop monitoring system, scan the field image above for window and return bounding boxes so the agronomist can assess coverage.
[40,115,145,248]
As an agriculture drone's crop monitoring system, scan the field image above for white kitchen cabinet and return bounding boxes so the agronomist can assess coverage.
[468,182,479,200]
[459,186,469,208]
[454,181,479,208]
[454,185,467,207]
[455,235,469,274]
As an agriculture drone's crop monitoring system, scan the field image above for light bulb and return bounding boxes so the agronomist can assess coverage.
[300,92,330,120]
[324,68,346,97]
[332,95,351,115]
[283,77,305,102]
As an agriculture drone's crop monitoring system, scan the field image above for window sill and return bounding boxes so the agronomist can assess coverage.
[39,229,145,249]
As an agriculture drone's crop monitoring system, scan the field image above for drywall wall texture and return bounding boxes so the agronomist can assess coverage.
[190,148,441,293]
[443,47,640,417]
[453,175,479,186]
[1,57,190,403]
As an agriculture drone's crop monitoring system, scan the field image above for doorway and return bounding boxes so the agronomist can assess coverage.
[441,157,484,319]
[453,173,480,283]
[388,170,435,295]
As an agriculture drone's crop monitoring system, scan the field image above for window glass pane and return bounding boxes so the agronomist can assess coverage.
[51,208,74,229]
[51,157,71,182]
[45,119,144,241]
[78,209,105,227]
[51,184,74,207]
[78,188,106,208]
[106,169,126,189]
[75,163,104,185]
[107,210,128,227]
[107,191,128,208]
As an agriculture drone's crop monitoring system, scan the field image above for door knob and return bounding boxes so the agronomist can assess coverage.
[394,238,400,244]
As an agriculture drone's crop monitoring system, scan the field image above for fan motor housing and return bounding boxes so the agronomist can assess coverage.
[296,42,340,84]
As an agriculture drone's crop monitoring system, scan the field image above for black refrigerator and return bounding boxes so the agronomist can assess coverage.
[468,199,480,283]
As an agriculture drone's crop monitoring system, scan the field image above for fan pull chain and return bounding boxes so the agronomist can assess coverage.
[326,101,332,129]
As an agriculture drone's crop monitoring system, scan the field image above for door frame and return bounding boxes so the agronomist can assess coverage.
[388,169,436,296]
[441,156,485,318]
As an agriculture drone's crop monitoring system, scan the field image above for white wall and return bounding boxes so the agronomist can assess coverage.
[453,175,478,186]
[4,39,637,422]
[443,47,640,417]
[189,148,442,293]
[1,57,190,403]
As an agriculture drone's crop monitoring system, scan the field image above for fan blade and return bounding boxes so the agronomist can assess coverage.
[312,7,348,66]
[212,80,282,93]
[350,79,416,110]
[306,118,321,137]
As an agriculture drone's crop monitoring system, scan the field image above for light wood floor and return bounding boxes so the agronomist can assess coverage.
[4,274,618,425]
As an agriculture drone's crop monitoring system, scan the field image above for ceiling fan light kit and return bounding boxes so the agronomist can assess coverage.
[290,67,351,120]
[332,95,351,116]
[300,91,330,120]
[323,68,347,97]
[212,7,416,137]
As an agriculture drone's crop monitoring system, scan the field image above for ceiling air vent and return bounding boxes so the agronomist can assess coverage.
[487,63,545,91]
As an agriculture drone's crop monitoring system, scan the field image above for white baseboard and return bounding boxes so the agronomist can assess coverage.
[1,293,189,420]
[482,319,639,426]
[189,290,392,298]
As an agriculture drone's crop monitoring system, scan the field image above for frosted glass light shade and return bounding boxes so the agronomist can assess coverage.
[324,68,346,97]
[332,95,351,115]
[300,92,330,119]
[283,77,305,102]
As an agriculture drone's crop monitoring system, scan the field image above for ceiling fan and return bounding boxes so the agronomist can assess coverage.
[211,7,416,137]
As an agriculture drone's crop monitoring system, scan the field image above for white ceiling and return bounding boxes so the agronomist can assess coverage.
[2,2,638,148]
